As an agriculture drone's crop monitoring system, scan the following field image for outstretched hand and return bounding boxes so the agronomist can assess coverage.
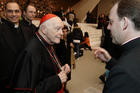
[93,47,112,62]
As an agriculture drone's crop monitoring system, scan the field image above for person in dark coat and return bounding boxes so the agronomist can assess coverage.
[85,11,93,23]
[80,32,92,51]
[94,0,140,93]
[97,13,106,29]
[54,26,73,93]
[72,24,84,59]
[99,21,122,83]
[66,8,76,26]
[0,1,34,91]
[0,17,6,24]
[54,26,71,67]
[12,14,70,93]
[21,3,37,33]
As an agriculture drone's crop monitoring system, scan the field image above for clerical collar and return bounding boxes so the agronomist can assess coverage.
[14,24,19,28]
[122,36,140,45]
[36,32,50,47]
[5,19,20,29]
[122,37,140,50]
[35,32,62,70]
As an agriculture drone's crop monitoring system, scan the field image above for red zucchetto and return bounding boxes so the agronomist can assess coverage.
[40,14,57,25]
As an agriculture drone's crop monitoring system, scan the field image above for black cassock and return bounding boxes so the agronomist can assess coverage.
[12,35,62,93]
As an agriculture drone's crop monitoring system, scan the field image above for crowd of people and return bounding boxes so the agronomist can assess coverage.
[0,1,72,93]
[0,1,35,90]
[0,1,90,93]
[1,0,140,93]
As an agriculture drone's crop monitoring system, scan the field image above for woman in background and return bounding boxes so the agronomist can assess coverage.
[79,32,92,51]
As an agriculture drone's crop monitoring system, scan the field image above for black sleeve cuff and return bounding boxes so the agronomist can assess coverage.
[106,58,117,70]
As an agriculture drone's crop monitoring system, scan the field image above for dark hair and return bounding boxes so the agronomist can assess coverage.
[23,3,36,12]
[74,23,78,27]
[4,1,20,10]
[63,25,68,31]
[117,0,140,30]
[84,32,89,38]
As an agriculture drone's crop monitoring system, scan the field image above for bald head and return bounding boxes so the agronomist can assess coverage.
[39,16,64,45]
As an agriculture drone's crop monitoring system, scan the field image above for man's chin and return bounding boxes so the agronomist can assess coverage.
[50,40,60,44]
[112,39,116,44]
[112,39,119,45]
[11,20,19,24]
[55,41,60,44]
[55,40,60,44]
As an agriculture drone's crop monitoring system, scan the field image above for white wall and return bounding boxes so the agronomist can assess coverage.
[72,0,100,22]
[97,0,114,16]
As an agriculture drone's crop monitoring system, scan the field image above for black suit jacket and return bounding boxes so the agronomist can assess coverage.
[20,17,37,33]
[13,35,62,93]
[0,20,34,87]
[103,38,140,93]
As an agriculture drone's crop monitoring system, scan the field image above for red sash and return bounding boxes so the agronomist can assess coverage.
[57,84,63,93]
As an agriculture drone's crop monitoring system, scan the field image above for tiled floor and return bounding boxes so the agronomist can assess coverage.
[67,23,105,93]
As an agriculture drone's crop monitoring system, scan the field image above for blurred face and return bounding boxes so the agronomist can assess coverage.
[43,17,64,44]
[5,2,21,24]
[107,4,123,45]
[62,28,68,38]
[24,5,36,21]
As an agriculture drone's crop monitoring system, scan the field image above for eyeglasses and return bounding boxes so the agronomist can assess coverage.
[6,9,20,14]
[108,20,113,25]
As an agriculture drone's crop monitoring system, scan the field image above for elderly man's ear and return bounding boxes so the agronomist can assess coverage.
[41,24,47,35]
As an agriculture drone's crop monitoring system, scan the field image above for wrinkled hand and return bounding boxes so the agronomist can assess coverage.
[61,64,71,74]
[93,47,112,62]
[58,71,67,83]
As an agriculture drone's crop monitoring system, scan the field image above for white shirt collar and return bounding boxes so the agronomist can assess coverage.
[122,36,140,45]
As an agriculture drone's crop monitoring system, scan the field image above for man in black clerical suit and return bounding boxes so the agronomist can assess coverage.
[0,1,34,90]
[21,3,37,33]
[94,0,140,93]
[12,14,70,93]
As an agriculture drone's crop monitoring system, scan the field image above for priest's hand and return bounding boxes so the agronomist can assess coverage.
[58,71,67,83]
[61,64,71,74]
[94,47,112,62]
